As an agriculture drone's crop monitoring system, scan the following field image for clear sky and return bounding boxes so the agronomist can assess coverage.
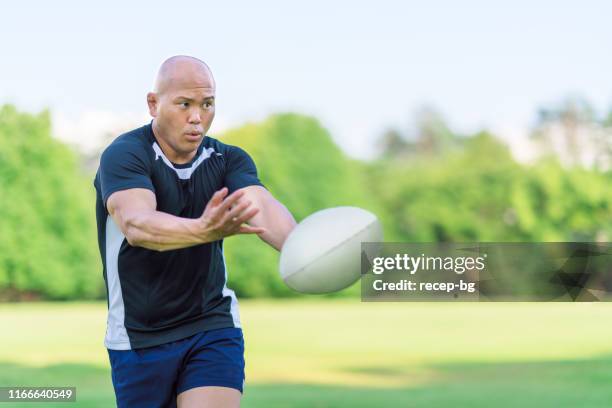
[2,1,611,157]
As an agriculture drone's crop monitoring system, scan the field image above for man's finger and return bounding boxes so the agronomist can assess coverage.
[223,200,252,223]
[232,207,260,225]
[208,187,228,208]
[238,225,266,235]
[217,190,245,213]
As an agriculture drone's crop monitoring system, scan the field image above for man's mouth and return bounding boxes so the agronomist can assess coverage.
[185,132,203,141]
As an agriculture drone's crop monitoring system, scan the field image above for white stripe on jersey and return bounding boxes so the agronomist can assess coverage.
[221,251,242,328]
[152,142,221,180]
[104,215,131,350]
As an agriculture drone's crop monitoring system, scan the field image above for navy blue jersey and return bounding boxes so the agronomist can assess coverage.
[93,122,263,350]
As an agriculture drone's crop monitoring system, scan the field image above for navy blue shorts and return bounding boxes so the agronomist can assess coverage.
[107,327,245,408]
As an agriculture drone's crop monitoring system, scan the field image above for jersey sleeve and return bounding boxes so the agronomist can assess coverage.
[98,141,155,207]
[224,146,265,193]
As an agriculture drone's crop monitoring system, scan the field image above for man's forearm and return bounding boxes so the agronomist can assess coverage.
[252,197,297,251]
[108,186,264,252]
[119,209,210,252]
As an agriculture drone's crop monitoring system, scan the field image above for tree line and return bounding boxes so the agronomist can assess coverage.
[0,105,610,300]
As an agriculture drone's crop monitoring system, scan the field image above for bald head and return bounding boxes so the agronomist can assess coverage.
[146,56,217,163]
[153,55,215,95]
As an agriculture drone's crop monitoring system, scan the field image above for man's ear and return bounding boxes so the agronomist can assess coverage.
[146,92,158,117]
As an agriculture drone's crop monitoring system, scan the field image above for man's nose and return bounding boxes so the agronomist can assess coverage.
[188,109,201,124]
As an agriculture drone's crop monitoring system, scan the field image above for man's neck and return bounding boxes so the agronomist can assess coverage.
[151,120,198,164]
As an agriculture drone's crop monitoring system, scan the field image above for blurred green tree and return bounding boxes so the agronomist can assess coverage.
[0,105,609,300]
[0,105,101,300]
[378,107,461,160]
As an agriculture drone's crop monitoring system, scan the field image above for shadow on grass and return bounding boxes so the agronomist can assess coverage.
[2,357,612,408]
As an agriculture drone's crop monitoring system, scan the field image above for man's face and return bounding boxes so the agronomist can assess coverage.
[148,68,215,161]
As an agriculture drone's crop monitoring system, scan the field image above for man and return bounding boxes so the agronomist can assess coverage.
[94,55,296,408]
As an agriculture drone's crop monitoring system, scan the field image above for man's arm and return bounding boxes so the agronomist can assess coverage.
[107,187,265,252]
[240,185,297,251]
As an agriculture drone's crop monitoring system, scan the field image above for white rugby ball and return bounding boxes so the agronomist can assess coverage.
[279,207,383,294]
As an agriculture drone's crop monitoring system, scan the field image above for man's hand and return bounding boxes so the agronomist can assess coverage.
[199,187,266,241]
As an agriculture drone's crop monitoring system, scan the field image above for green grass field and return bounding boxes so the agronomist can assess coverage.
[2,300,612,407]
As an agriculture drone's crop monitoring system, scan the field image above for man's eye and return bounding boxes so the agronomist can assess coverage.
[203,102,213,109]
[180,102,189,108]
